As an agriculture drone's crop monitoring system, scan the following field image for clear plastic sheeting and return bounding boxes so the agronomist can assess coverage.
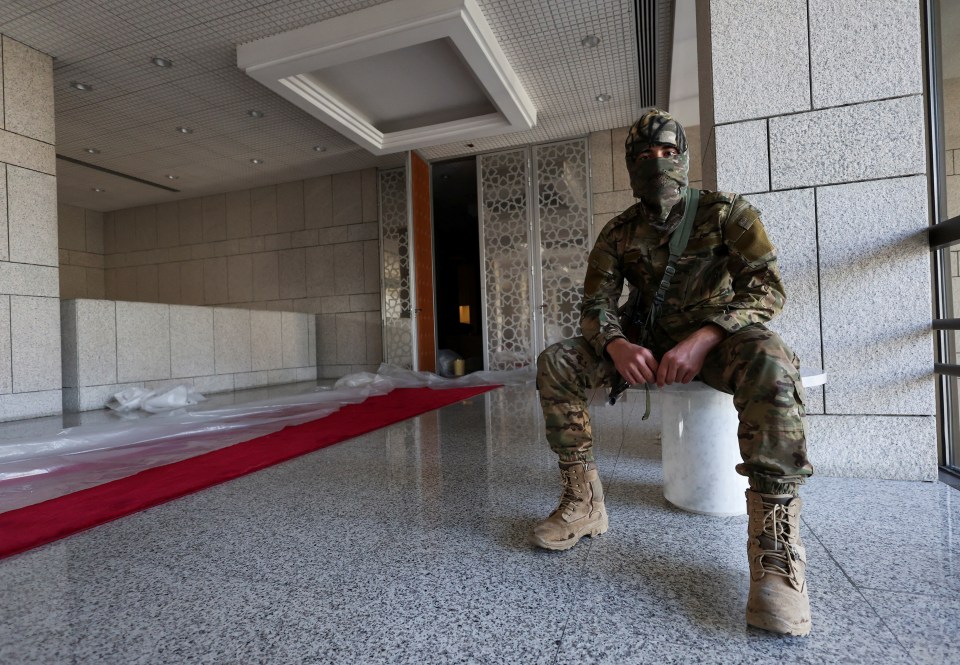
[0,364,533,512]
[107,385,207,413]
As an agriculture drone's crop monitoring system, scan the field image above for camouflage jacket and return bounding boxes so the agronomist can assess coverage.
[581,190,785,357]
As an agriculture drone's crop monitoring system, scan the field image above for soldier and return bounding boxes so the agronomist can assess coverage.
[532,109,814,636]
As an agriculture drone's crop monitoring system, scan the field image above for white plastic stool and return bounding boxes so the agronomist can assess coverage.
[659,371,827,516]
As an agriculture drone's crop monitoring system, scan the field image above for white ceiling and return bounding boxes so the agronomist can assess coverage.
[0,0,671,212]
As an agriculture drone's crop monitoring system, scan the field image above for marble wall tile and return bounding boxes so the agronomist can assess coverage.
[251,310,282,371]
[267,368,299,384]
[808,0,922,109]
[305,244,335,298]
[116,301,170,383]
[818,176,934,416]
[304,176,333,228]
[2,36,54,144]
[7,166,57,267]
[334,242,365,296]
[589,129,613,194]
[277,181,304,232]
[365,311,382,365]
[0,390,61,422]
[715,119,769,193]
[281,311,309,368]
[202,195,227,242]
[363,239,380,294]
[807,415,937,481]
[156,202,179,248]
[180,260,204,305]
[170,305,215,379]
[251,251,279,302]
[86,268,105,299]
[332,172,362,226]
[361,168,378,223]
[157,263,180,303]
[85,210,104,254]
[136,264,159,302]
[709,0,810,123]
[0,297,9,394]
[318,314,337,365]
[308,316,316,366]
[10,296,60,392]
[278,248,306,299]
[0,128,55,175]
[59,264,85,299]
[769,96,926,189]
[611,126,631,191]
[178,199,203,245]
[336,312,366,364]
[115,266,137,301]
[134,206,157,251]
[235,371,269,390]
[227,254,253,303]
[203,256,228,304]
[57,203,86,252]
[72,299,117,386]
[250,186,278,236]
[593,190,636,215]
[0,166,6,260]
[214,307,251,374]
[225,190,251,239]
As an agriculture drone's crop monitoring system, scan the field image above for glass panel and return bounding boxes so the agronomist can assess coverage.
[379,167,414,369]
[936,0,960,469]
[533,138,592,352]
[479,149,533,371]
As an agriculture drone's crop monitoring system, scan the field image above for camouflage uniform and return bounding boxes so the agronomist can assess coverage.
[536,190,814,492]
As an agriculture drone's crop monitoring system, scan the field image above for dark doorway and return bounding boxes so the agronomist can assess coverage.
[431,157,483,376]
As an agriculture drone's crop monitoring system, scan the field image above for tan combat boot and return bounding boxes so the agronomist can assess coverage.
[745,490,811,636]
[530,461,608,551]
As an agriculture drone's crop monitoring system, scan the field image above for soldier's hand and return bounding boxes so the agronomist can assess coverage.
[606,338,658,385]
[656,324,726,387]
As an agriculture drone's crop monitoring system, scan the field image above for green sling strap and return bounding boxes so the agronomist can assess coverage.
[608,187,701,416]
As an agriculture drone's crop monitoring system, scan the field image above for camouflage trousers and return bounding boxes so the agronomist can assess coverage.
[536,324,814,492]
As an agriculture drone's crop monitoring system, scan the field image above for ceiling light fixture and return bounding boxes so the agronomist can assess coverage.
[92,187,106,193]
[595,93,611,102]
[151,57,174,68]
[313,145,327,152]
[581,35,601,48]
[84,148,100,154]
[465,143,475,148]
[165,174,179,180]
[70,81,93,91]
[250,158,264,164]
[175,126,194,134]
[247,109,265,118]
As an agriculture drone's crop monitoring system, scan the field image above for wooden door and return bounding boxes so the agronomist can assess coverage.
[410,151,436,372]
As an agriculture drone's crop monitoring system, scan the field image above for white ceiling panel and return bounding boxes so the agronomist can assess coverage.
[0,0,665,211]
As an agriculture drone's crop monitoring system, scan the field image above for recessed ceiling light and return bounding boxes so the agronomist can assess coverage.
[581,35,601,48]
[595,93,611,102]
[247,109,265,118]
[70,81,93,91]
[465,143,475,148]
[151,57,174,68]
[165,174,179,180]
[92,187,106,193]
[175,126,194,134]
[84,148,100,154]
[250,158,264,164]
[313,145,327,152]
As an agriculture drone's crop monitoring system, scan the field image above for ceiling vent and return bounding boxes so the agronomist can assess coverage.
[236,0,537,155]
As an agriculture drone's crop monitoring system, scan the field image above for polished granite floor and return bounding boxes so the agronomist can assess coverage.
[1,383,958,664]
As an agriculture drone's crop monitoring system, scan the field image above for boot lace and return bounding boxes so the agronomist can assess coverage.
[558,467,586,518]
[752,502,803,588]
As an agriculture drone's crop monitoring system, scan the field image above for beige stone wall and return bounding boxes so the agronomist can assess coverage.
[58,203,105,299]
[588,124,702,242]
[100,168,382,377]
[0,35,62,422]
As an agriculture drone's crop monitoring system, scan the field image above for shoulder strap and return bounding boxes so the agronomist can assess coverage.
[653,187,700,306]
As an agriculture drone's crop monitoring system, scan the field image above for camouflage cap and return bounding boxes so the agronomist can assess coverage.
[625,109,688,160]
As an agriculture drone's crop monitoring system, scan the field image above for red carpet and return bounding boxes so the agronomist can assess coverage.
[0,385,497,560]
